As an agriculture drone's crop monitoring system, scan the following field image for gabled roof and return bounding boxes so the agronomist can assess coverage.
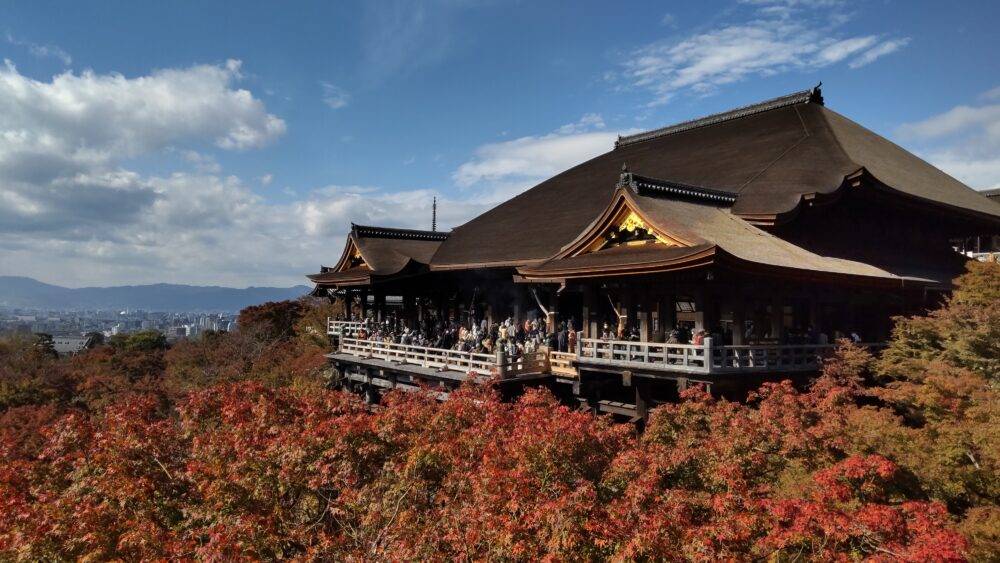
[519,184,937,285]
[308,224,448,287]
[431,87,1000,270]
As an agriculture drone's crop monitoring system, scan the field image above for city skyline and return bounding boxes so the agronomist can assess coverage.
[0,0,997,288]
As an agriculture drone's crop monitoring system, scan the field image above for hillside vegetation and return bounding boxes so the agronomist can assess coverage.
[0,263,997,561]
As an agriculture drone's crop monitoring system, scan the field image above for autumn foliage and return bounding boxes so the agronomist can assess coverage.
[1,264,998,560]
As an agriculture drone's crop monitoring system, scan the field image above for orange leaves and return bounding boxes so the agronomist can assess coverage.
[0,379,974,561]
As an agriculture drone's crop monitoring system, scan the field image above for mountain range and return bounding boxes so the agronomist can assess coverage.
[0,276,311,312]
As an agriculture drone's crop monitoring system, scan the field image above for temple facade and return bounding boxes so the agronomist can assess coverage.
[308,87,1000,419]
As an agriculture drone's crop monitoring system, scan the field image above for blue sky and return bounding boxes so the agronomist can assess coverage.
[0,0,997,287]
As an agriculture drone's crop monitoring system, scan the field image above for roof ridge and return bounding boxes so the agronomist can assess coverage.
[352,223,450,241]
[615,86,824,148]
[620,169,739,205]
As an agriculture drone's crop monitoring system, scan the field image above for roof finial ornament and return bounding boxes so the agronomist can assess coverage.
[810,82,824,105]
[618,162,635,189]
[431,196,437,232]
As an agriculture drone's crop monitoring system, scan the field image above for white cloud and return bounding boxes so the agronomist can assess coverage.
[1,168,491,287]
[0,58,285,159]
[0,57,492,286]
[320,81,350,109]
[0,59,329,286]
[849,38,910,69]
[453,114,629,203]
[180,150,222,173]
[359,1,462,86]
[5,33,72,65]
[899,104,1000,141]
[982,86,1000,101]
[816,36,877,65]
[619,3,909,105]
[898,90,1000,190]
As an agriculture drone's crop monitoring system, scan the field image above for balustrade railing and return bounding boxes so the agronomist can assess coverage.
[339,337,496,376]
[579,338,710,373]
[498,350,549,379]
[577,337,878,374]
[327,319,363,337]
[333,327,879,378]
[548,351,578,378]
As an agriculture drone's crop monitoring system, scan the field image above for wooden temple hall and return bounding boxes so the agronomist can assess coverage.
[308,87,1000,418]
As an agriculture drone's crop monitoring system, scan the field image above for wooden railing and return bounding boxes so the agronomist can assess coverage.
[334,331,879,378]
[498,351,548,379]
[577,337,878,375]
[708,343,883,373]
[579,338,709,374]
[549,351,578,378]
[327,319,363,336]
[339,337,496,376]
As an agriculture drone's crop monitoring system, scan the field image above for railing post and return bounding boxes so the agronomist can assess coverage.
[703,337,714,374]
[496,348,506,379]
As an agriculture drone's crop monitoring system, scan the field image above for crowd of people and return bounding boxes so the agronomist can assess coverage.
[346,314,582,360]
[341,313,862,357]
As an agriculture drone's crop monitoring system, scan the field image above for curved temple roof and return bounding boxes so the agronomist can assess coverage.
[431,87,1000,269]
[518,183,923,285]
[308,224,448,288]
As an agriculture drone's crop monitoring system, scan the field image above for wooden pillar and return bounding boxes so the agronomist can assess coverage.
[664,293,677,336]
[636,286,649,342]
[544,288,557,333]
[732,300,746,345]
[582,284,595,339]
[807,289,820,333]
[702,281,720,334]
[619,292,631,339]
[373,290,386,322]
[770,295,783,340]
[637,309,650,342]
[359,289,369,320]
[402,293,415,327]
[635,378,651,424]
[693,287,706,332]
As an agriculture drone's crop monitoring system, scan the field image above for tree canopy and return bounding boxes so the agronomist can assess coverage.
[0,265,997,560]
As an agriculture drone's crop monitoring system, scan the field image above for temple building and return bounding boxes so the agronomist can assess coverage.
[308,87,1000,418]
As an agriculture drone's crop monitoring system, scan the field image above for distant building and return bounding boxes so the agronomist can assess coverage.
[52,335,98,356]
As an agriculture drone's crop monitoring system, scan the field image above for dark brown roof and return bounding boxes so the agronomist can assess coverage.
[520,243,714,277]
[519,185,935,285]
[431,88,1000,269]
[307,266,372,286]
[308,224,448,286]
